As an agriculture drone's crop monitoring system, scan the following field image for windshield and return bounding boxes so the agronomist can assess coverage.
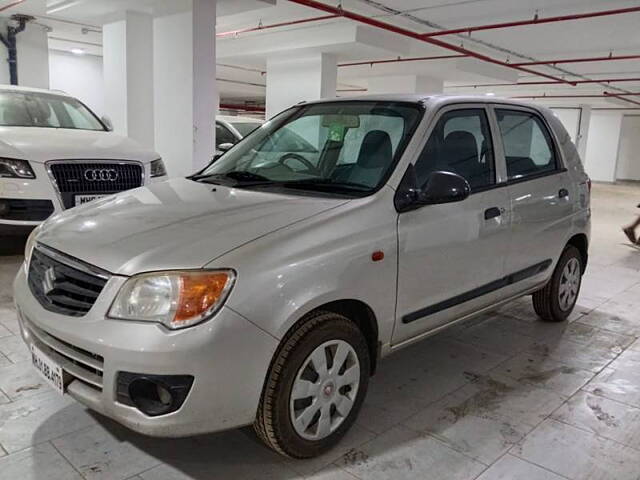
[0,91,105,131]
[231,122,262,137]
[197,101,423,197]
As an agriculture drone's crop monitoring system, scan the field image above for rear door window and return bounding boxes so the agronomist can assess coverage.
[495,109,557,180]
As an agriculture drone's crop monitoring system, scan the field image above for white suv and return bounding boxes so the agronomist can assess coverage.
[0,85,166,234]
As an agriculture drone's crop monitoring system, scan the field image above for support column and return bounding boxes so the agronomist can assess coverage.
[367,75,443,95]
[576,104,591,160]
[0,18,50,87]
[103,11,155,148]
[153,0,217,176]
[266,53,337,119]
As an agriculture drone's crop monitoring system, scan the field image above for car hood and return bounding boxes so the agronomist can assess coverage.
[36,178,348,275]
[0,127,158,163]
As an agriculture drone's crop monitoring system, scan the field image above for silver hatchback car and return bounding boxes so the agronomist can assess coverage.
[14,95,590,458]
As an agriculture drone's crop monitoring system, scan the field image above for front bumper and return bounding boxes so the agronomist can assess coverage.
[13,266,278,437]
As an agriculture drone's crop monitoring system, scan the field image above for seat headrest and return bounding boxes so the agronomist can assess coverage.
[356,130,393,169]
[2,100,31,126]
[442,131,478,167]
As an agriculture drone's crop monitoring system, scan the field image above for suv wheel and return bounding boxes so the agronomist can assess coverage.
[533,245,583,322]
[254,311,370,458]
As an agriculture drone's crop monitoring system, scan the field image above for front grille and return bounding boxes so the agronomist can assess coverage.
[0,199,54,221]
[25,317,104,391]
[49,162,143,209]
[28,245,109,317]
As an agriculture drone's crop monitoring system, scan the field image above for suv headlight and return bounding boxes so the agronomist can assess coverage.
[150,158,167,177]
[108,270,235,329]
[0,158,35,178]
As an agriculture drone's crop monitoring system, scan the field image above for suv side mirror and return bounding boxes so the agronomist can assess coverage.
[395,166,470,212]
[101,115,114,132]
[418,170,471,205]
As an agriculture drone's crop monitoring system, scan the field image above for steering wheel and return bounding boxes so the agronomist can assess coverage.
[278,153,318,174]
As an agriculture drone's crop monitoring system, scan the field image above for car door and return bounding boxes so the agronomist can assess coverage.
[393,105,512,345]
[490,106,574,295]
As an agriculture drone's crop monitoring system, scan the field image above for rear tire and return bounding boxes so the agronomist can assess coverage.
[254,311,370,458]
[533,245,583,322]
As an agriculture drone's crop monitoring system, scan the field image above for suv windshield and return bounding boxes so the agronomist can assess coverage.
[197,101,423,197]
[0,91,105,131]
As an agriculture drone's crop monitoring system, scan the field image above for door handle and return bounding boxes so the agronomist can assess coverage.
[558,188,569,198]
[484,207,501,220]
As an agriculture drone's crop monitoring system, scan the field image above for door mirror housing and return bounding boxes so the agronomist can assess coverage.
[395,166,471,212]
[101,115,114,132]
[418,170,471,205]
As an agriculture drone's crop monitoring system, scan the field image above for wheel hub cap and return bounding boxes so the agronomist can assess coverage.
[289,339,360,441]
[558,257,581,311]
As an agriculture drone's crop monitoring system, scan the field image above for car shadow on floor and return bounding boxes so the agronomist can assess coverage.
[0,234,29,256]
[26,302,598,479]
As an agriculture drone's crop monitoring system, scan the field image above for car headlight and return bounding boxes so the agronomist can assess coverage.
[150,158,167,178]
[108,270,235,329]
[0,158,35,178]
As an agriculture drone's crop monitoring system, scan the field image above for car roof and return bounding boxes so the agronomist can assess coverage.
[302,93,549,114]
[0,84,72,97]
[217,115,263,124]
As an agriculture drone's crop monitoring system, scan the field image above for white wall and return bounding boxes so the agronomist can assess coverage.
[615,115,640,181]
[583,111,624,182]
[551,108,580,144]
[266,53,336,119]
[49,51,104,116]
[103,19,128,135]
[154,8,194,177]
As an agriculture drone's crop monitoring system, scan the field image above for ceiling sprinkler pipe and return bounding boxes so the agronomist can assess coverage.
[287,0,575,85]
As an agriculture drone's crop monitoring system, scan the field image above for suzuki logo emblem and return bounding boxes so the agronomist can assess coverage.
[42,267,57,295]
[84,168,118,182]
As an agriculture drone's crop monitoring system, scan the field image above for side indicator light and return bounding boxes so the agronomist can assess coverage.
[371,251,384,262]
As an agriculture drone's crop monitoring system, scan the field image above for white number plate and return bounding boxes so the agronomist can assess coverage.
[31,344,65,395]
[75,194,108,206]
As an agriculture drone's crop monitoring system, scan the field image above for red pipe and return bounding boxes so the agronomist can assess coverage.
[420,5,640,38]
[287,0,575,85]
[450,77,640,88]
[510,54,640,67]
[512,93,640,99]
[612,96,640,107]
[0,0,26,12]
[217,14,339,37]
[219,103,265,113]
[338,54,466,67]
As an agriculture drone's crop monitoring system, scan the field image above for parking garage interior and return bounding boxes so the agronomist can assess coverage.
[1,0,640,479]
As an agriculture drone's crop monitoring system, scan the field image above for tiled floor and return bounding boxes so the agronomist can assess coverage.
[1,182,639,480]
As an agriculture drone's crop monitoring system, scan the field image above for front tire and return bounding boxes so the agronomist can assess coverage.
[533,245,583,322]
[254,311,370,458]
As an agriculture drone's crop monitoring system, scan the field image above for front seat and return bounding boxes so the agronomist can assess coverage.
[442,131,484,189]
[343,130,393,188]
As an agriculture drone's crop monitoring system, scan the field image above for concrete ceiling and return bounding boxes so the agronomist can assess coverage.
[0,0,638,108]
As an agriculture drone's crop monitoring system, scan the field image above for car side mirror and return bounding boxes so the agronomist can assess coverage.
[418,171,471,205]
[395,166,470,212]
[218,142,234,152]
[101,115,114,132]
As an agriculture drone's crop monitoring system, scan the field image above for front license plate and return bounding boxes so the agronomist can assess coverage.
[75,194,108,206]
[31,344,65,395]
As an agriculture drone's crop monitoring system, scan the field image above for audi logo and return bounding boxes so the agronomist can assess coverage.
[84,168,119,182]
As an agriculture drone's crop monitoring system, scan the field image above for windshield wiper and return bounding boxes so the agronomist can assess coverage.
[190,171,272,184]
[278,178,371,193]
